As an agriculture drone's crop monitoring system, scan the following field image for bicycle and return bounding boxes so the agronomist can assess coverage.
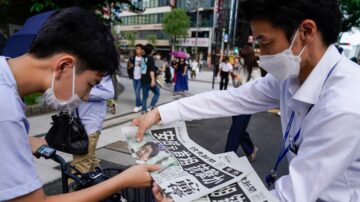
[36,145,154,202]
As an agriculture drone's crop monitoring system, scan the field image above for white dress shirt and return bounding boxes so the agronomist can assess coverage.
[220,62,233,72]
[158,45,360,202]
[77,76,114,135]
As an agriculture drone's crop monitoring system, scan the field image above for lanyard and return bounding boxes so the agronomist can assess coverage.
[266,59,341,187]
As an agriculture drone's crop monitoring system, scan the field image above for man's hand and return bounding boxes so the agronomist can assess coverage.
[151,80,156,87]
[29,136,47,155]
[132,108,161,142]
[152,183,173,202]
[119,164,160,188]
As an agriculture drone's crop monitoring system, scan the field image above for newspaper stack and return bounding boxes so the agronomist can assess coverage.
[122,122,278,202]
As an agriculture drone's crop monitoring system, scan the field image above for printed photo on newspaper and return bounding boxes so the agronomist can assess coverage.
[122,122,277,202]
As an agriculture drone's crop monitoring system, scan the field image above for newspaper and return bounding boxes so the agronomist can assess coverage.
[193,152,278,202]
[122,122,277,202]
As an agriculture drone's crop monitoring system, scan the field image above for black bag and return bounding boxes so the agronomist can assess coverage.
[127,56,135,79]
[45,109,89,155]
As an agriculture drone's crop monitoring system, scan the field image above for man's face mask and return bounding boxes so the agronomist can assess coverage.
[259,29,307,81]
[43,66,83,111]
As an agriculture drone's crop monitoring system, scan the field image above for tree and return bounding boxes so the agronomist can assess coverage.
[0,0,143,26]
[124,31,136,49]
[162,8,190,51]
[146,34,158,47]
[340,0,360,32]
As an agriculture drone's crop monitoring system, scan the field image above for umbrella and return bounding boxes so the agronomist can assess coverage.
[2,10,55,58]
[169,51,189,59]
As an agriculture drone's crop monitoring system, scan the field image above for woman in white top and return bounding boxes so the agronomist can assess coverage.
[219,57,233,90]
[225,46,261,161]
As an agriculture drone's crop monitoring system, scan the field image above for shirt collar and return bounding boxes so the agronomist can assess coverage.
[292,45,342,104]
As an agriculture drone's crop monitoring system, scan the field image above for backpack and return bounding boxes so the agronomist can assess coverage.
[127,56,135,79]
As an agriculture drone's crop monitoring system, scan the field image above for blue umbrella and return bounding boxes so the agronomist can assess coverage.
[2,10,55,58]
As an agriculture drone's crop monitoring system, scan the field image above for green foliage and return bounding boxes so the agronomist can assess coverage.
[340,0,360,32]
[24,93,42,105]
[146,34,158,47]
[30,0,57,13]
[124,31,136,48]
[162,8,190,38]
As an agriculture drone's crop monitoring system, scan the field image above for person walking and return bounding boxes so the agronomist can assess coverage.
[219,57,233,90]
[190,59,199,79]
[128,44,144,113]
[225,46,262,162]
[174,58,189,96]
[141,44,160,113]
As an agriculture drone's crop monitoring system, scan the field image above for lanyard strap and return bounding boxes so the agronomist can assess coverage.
[271,59,340,172]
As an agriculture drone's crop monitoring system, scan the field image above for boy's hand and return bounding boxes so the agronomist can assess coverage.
[120,164,160,188]
[152,183,173,202]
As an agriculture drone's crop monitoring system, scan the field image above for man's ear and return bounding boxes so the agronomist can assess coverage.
[54,55,76,80]
[300,19,317,45]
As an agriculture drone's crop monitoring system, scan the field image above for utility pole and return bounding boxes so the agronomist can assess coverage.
[195,0,200,61]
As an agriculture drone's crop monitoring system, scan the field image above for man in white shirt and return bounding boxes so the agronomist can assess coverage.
[128,44,144,112]
[219,57,233,90]
[133,0,360,201]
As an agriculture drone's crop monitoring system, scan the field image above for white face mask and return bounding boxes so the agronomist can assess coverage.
[259,30,306,81]
[43,66,83,111]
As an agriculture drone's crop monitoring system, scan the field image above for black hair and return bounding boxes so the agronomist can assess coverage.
[135,44,144,49]
[29,7,118,75]
[142,142,160,158]
[144,44,154,55]
[240,46,259,81]
[240,0,341,46]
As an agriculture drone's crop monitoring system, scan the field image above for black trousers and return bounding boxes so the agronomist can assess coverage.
[224,114,255,156]
[220,71,230,90]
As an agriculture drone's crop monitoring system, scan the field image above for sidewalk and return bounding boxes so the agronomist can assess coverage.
[32,73,220,187]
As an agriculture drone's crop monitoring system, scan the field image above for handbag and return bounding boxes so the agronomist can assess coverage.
[45,109,89,155]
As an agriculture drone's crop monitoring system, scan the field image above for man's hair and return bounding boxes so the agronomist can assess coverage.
[29,7,119,75]
[142,142,160,158]
[144,44,154,55]
[240,0,341,46]
[135,44,144,49]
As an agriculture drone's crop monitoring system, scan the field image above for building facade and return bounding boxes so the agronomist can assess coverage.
[118,0,174,52]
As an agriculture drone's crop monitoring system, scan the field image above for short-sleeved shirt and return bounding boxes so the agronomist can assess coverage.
[0,56,42,201]
[140,55,155,85]
[134,56,142,80]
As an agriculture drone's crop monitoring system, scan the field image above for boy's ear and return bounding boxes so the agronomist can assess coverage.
[53,55,76,79]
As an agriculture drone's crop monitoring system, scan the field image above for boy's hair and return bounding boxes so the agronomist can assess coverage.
[240,0,341,46]
[144,44,154,55]
[135,44,144,49]
[29,7,118,75]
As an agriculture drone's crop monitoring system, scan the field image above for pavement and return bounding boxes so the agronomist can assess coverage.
[28,70,288,196]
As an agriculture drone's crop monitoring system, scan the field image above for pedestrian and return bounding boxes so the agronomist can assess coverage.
[170,59,177,84]
[164,58,172,85]
[0,7,158,202]
[225,46,262,162]
[190,59,199,79]
[154,52,165,87]
[71,76,114,174]
[219,57,233,90]
[141,44,160,113]
[127,44,144,113]
[174,58,189,96]
[134,0,360,201]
